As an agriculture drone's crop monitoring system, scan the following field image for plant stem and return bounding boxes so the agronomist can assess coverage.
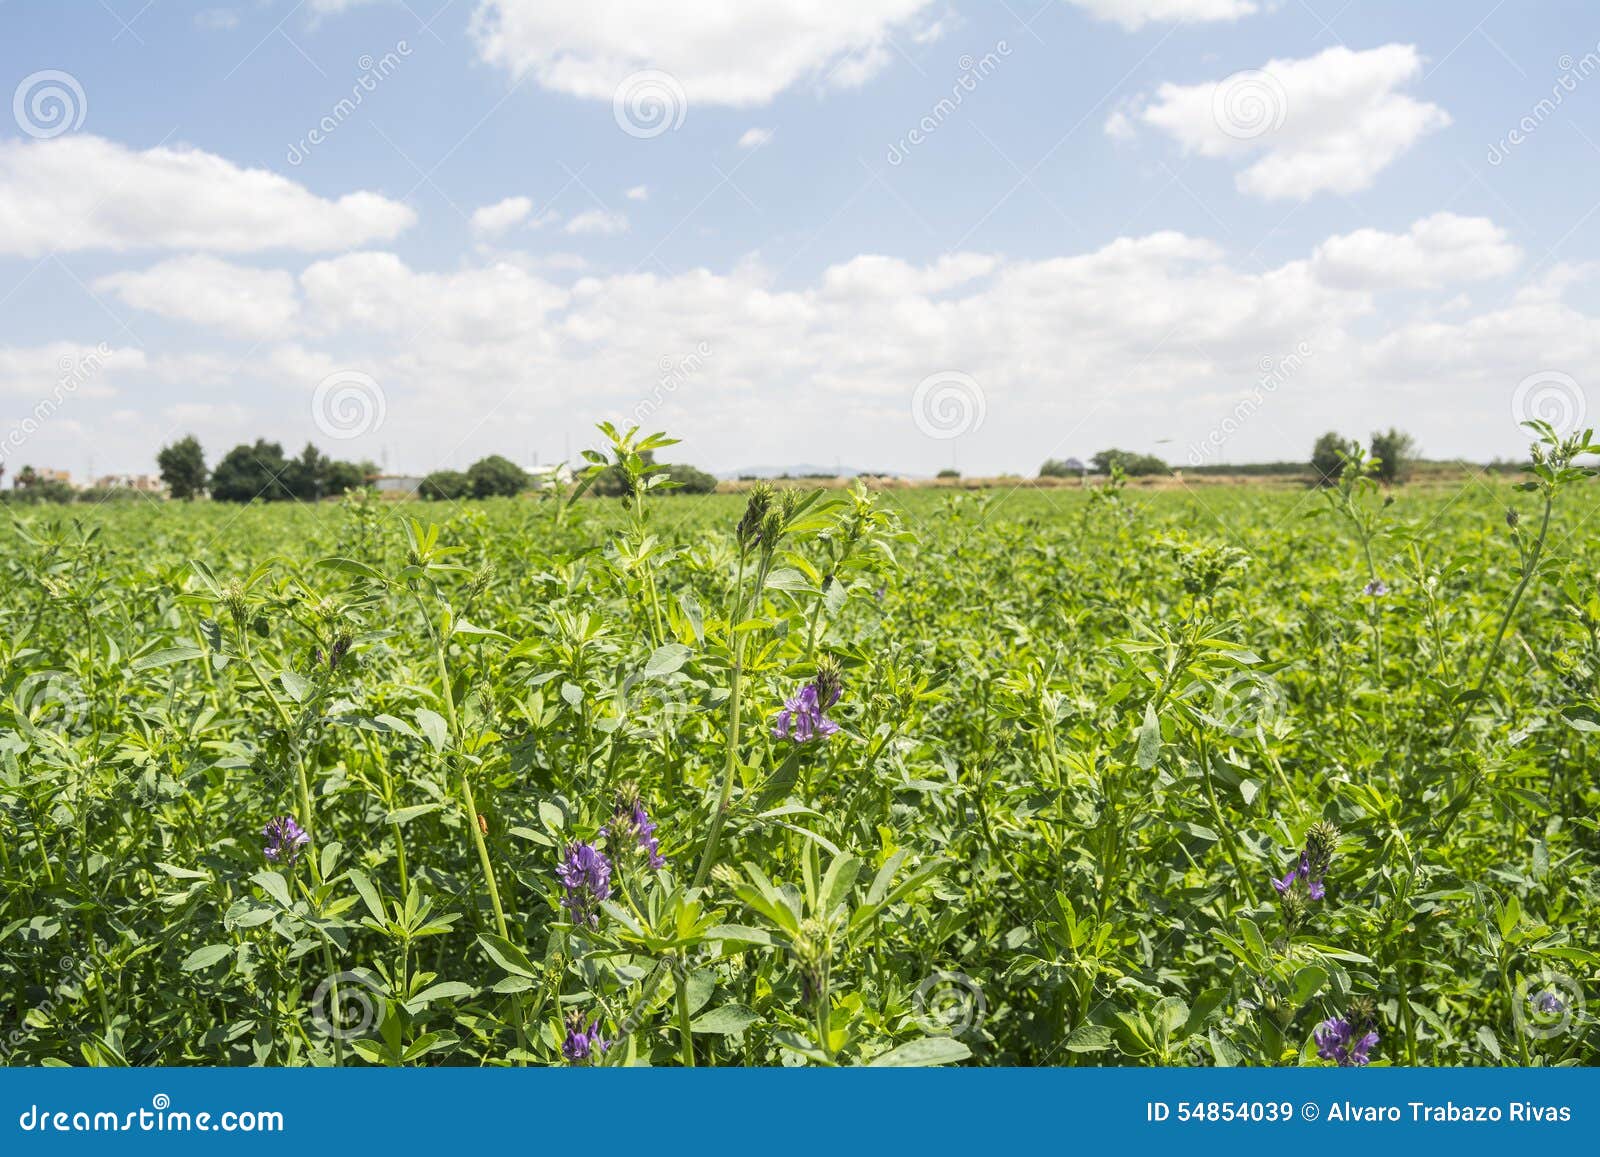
[693,549,751,889]
[675,954,696,1067]
[1444,491,1553,750]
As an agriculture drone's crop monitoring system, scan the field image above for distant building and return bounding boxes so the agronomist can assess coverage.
[37,468,73,487]
[374,475,423,497]
[94,473,165,493]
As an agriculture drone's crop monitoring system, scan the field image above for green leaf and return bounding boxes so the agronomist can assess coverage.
[383,804,442,827]
[251,870,292,909]
[691,1004,761,1034]
[868,1037,971,1066]
[346,869,386,924]
[414,708,449,752]
[1062,1023,1114,1052]
[477,933,538,979]
[180,944,232,972]
[1136,703,1161,770]
[133,643,206,671]
[643,643,692,677]
[153,862,209,880]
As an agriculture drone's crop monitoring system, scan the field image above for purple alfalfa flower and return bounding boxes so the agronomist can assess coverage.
[1533,990,1566,1016]
[561,1011,608,1063]
[1363,578,1389,597]
[773,683,841,743]
[1315,1015,1379,1067]
[773,656,844,743]
[557,840,612,927]
[263,815,310,865]
[1273,822,1337,903]
[607,788,666,870]
[1271,854,1326,901]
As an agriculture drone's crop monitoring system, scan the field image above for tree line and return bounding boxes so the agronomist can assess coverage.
[1037,429,1419,484]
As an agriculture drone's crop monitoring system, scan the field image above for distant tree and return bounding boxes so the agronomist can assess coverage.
[1311,431,1357,486]
[325,459,379,496]
[1369,428,1416,484]
[1038,458,1082,478]
[210,440,291,503]
[664,463,718,494]
[466,455,527,498]
[1090,448,1167,476]
[16,465,39,489]
[156,435,208,499]
[936,468,960,479]
[281,443,333,501]
[420,470,471,501]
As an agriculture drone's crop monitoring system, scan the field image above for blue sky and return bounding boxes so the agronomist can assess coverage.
[3,0,1600,480]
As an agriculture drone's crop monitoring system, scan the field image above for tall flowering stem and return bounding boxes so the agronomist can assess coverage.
[694,484,783,889]
[1438,423,1599,837]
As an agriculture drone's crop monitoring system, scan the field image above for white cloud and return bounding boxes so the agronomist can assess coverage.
[0,343,145,399]
[1066,0,1258,29]
[625,185,649,201]
[33,215,1598,476]
[0,135,415,257]
[95,255,301,339]
[738,127,773,149]
[1312,213,1520,290]
[195,8,241,29]
[1126,44,1449,199]
[469,0,935,105]
[564,209,629,236]
[470,195,535,236]
[299,252,570,342]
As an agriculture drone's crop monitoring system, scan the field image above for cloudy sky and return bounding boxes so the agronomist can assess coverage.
[3,0,1599,479]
